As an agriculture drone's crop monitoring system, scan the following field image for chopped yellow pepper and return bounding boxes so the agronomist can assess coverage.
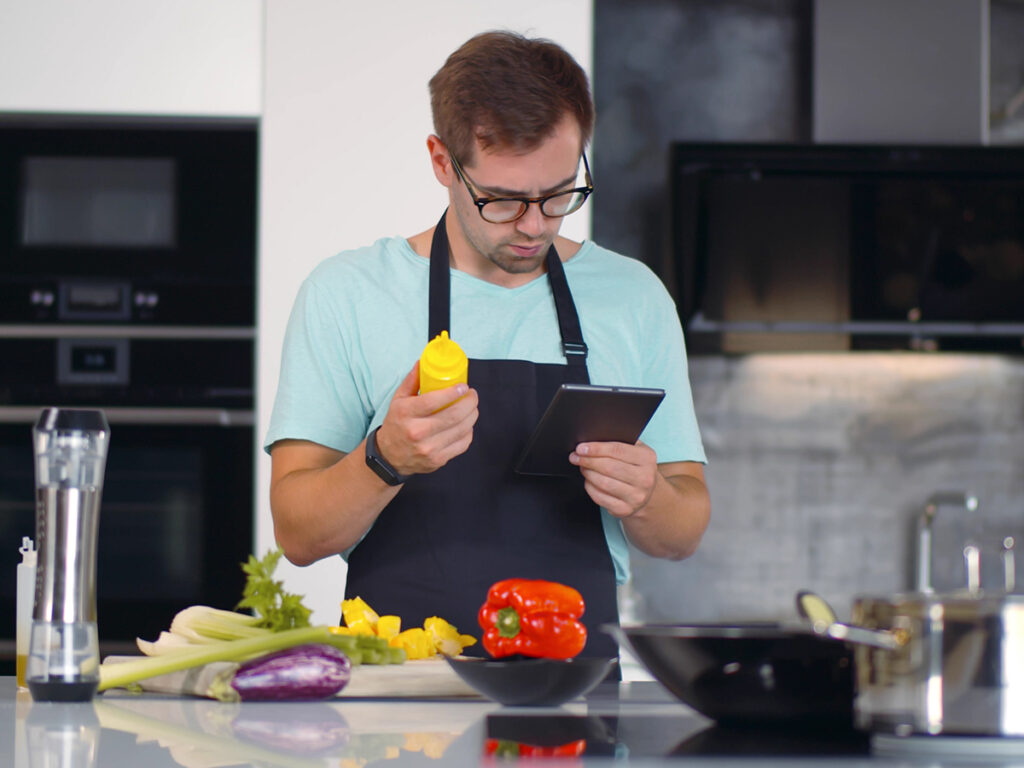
[345,615,376,636]
[341,596,380,631]
[389,628,434,660]
[377,615,401,640]
[338,597,477,659]
[424,616,477,656]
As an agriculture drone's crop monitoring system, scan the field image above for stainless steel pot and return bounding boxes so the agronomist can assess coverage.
[850,591,1024,737]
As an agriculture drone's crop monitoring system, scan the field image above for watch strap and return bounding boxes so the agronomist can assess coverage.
[365,426,409,486]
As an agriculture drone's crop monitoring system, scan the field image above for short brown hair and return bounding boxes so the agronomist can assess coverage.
[429,30,594,163]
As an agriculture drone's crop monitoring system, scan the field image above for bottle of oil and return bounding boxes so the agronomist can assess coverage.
[419,330,468,394]
[16,536,36,690]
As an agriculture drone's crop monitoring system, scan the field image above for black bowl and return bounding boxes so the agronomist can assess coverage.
[444,656,616,707]
[606,623,855,728]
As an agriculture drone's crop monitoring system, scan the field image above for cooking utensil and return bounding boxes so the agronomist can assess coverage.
[798,538,1024,737]
[848,534,1024,737]
[851,590,1024,736]
[796,591,908,651]
[605,623,856,729]
[444,656,615,707]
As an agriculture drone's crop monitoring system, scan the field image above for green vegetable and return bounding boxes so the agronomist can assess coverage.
[172,605,270,641]
[137,607,271,655]
[236,548,312,631]
[100,626,403,692]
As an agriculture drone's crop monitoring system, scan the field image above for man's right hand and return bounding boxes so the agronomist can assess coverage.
[373,361,478,477]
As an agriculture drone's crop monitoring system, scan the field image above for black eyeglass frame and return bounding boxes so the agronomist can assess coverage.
[449,151,594,224]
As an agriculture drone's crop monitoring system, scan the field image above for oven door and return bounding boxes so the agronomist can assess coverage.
[0,407,253,664]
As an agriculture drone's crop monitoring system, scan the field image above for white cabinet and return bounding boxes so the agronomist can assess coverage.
[0,0,262,117]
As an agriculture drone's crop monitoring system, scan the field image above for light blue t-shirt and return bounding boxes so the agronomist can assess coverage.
[265,236,706,583]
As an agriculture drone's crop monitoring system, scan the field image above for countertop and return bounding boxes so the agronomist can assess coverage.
[5,676,1024,767]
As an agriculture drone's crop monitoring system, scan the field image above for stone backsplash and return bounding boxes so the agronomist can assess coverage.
[624,353,1024,625]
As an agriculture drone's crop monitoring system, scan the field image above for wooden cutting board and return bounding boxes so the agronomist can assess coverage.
[341,656,480,699]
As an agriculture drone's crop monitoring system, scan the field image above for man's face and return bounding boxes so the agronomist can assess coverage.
[447,115,584,285]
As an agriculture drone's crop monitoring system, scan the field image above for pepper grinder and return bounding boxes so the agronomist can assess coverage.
[26,408,110,702]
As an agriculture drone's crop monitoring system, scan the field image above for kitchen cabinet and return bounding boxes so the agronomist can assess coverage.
[0,0,262,117]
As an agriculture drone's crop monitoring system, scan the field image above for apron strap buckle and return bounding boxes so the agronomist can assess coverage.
[562,340,588,361]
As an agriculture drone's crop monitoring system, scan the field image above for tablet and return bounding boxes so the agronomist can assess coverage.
[515,383,665,477]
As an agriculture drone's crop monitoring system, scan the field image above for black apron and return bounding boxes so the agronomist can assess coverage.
[344,211,620,659]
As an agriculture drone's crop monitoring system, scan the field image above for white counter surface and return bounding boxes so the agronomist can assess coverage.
[4,676,1024,766]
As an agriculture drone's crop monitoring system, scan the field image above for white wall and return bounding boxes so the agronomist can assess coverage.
[258,0,594,625]
[0,0,262,116]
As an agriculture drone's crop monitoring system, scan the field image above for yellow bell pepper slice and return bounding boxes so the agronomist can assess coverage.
[341,596,380,631]
[377,615,401,640]
[389,627,434,660]
[423,616,477,656]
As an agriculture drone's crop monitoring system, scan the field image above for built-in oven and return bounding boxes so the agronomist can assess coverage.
[0,332,255,666]
[0,120,257,672]
[0,121,256,325]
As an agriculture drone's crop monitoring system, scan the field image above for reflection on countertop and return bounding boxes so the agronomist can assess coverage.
[5,678,706,768]
[6,677,1024,766]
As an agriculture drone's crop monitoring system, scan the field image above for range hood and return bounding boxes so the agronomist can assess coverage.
[667,142,1024,354]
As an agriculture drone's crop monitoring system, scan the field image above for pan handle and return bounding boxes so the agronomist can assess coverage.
[816,621,907,650]
[795,590,907,651]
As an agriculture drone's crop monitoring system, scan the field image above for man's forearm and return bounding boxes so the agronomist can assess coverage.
[270,440,401,565]
[621,470,710,560]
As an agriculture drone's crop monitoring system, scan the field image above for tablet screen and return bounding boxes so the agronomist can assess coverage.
[515,383,665,477]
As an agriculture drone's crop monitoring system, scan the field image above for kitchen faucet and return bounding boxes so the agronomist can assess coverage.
[915,491,979,594]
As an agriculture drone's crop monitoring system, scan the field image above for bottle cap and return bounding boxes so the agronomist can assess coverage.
[422,331,467,377]
[19,536,36,568]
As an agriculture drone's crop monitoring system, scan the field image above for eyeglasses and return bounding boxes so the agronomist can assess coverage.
[449,151,594,224]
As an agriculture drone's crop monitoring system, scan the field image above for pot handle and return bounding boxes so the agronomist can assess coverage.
[795,590,907,651]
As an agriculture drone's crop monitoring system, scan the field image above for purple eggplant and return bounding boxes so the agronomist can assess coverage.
[222,643,351,701]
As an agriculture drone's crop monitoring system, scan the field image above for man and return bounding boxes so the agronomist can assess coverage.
[266,31,709,658]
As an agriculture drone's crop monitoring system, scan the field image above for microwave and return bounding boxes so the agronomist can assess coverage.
[668,143,1024,353]
[0,120,257,326]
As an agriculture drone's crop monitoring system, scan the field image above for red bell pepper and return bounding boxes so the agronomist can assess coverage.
[477,578,587,659]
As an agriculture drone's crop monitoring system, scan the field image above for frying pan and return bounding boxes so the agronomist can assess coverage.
[610,587,1024,736]
[605,622,857,729]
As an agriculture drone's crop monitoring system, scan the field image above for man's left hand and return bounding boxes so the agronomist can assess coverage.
[569,441,658,519]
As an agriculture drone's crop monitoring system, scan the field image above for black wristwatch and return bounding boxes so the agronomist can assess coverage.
[364,426,410,486]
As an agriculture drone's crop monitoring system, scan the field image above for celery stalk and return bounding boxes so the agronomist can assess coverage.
[169,605,269,642]
[98,625,336,692]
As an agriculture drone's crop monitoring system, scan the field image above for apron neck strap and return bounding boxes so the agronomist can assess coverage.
[428,209,588,366]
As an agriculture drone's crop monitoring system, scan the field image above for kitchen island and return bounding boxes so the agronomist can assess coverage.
[3,676,1023,766]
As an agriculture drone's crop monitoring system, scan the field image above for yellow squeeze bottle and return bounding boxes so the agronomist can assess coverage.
[419,330,468,394]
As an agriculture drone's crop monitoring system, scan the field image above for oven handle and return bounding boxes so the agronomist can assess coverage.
[0,406,254,427]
